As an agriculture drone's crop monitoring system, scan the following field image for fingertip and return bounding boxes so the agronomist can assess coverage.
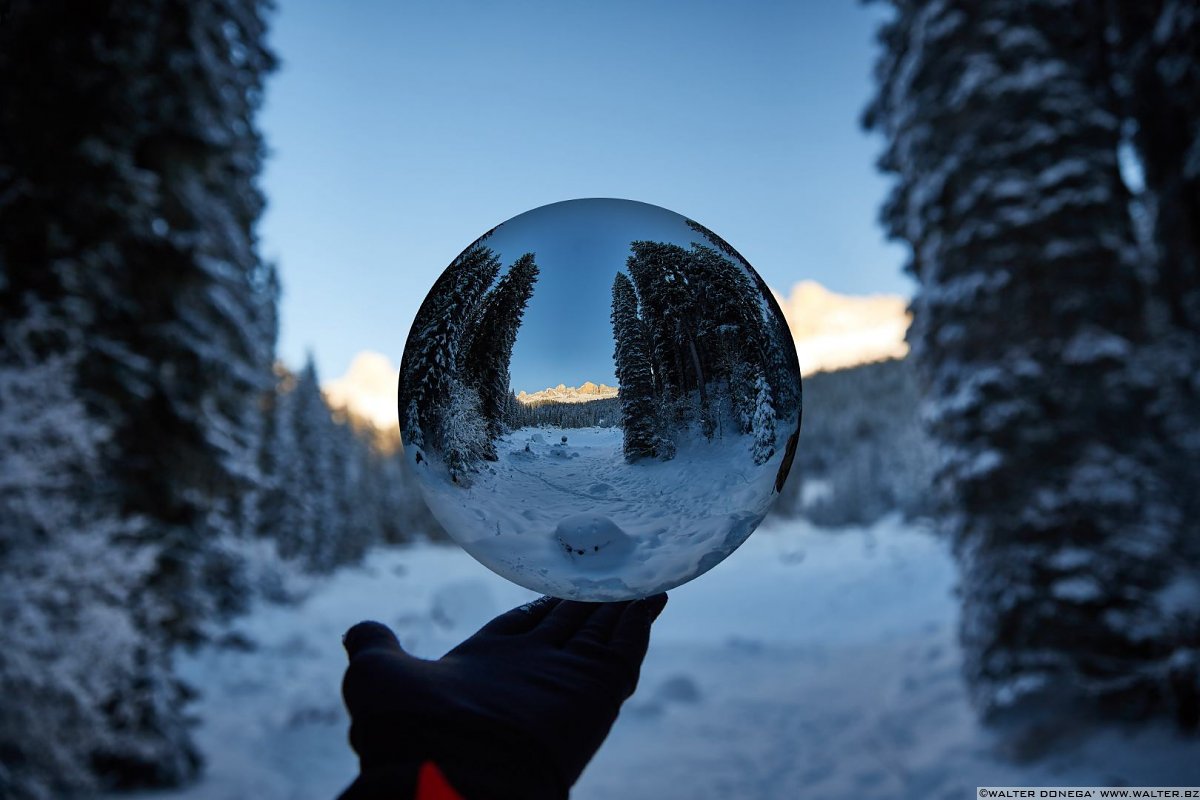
[533,600,599,645]
[476,595,562,636]
[646,592,668,621]
[342,620,403,660]
[571,601,630,645]
[611,598,654,655]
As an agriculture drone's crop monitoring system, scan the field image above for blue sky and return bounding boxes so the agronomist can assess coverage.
[258,0,910,382]
[485,199,710,392]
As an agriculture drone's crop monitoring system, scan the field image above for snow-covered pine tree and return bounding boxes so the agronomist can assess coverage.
[399,244,502,455]
[729,361,758,435]
[326,412,378,567]
[1110,2,1200,642]
[0,308,197,797]
[611,273,659,460]
[686,241,785,431]
[1110,2,1200,337]
[461,253,540,458]
[365,441,444,544]
[272,358,343,568]
[688,243,768,368]
[256,362,295,551]
[866,0,1182,721]
[0,0,277,789]
[685,220,802,418]
[260,358,435,566]
[751,374,777,465]
[515,397,622,429]
[1,0,278,642]
[625,242,686,411]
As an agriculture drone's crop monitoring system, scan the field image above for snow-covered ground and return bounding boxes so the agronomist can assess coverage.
[415,424,789,600]
[123,517,1200,800]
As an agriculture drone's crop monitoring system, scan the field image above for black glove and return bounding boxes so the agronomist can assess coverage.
[338,594,669,800]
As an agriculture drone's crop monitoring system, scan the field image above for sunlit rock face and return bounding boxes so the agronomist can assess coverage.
[398,199,802,600]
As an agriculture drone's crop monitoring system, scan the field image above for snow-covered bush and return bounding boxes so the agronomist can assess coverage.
[439,378,490,484]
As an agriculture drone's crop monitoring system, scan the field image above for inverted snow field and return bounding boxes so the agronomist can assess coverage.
[398,199,802,600]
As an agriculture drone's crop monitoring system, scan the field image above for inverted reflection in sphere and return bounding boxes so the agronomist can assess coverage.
[398,199,802,600]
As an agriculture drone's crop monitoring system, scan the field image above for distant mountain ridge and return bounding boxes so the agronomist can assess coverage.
[772,281,910,374]
[515,381,619,405]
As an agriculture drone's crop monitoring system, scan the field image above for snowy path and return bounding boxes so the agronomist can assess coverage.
[123,518,1200,800]
[417,425,786,599]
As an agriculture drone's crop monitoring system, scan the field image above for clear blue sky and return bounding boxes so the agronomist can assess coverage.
[486,198,708,392]
[258,0,910,382]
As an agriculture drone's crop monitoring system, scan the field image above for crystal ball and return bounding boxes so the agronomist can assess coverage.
[399,199,802,600]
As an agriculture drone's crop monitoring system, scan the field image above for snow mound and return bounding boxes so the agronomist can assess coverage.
[555,513,637,569]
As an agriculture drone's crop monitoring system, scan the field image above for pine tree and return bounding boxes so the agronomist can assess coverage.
[367,443,443,544]
[262,358,429,568]
[729,361,758,435]
[625,242,688,409]
[685,240,795,430]
[0,308,197,797]
[1110,2,1200,337]
[1110,3,1200,633]
[866,0,1182,721]
[325,412,377,567]
[687,243,768,366]
[399,244,501,455]
[751,374,777,466]
[461,253,540,457]
[611,273,659,460]
[0,0,277,789]
[0,0,278,642]
[686,220,802,417]
[275,358,343,568]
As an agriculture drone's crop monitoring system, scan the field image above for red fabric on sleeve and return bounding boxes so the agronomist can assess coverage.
[415,761,464,800]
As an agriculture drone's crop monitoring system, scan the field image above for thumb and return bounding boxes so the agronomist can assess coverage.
[343,620,404,661]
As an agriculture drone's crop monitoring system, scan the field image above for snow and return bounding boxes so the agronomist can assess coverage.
[116,516,1200,800]
[1050,577,1104,603]
[1062,328,1133,365]
[413,423,792,601]
[800,478,834,510]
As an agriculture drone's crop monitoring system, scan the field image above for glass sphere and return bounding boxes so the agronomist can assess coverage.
[399,199,802,600]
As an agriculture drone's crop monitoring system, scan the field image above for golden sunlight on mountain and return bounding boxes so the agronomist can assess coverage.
[515,382,619,405]
[772,281,910,375]
[322,351,399,430]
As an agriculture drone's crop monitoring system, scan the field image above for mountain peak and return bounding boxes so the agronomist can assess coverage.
[322,351,399,430]
[515,381,620,405]
[773,281,910,374]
